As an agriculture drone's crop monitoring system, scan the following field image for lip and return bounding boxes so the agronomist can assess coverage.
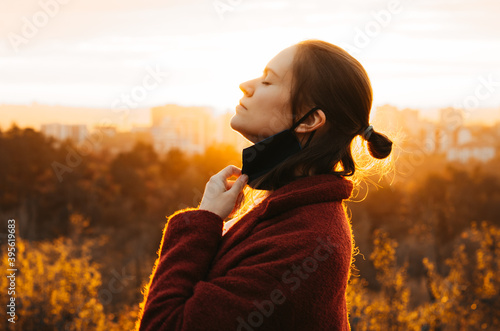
[238,101,247,110]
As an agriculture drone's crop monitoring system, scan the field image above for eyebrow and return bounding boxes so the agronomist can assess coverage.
[263,67,279,78]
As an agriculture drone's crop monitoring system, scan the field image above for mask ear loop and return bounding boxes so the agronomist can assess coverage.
[291,106,321,149]
[302,130,316,149]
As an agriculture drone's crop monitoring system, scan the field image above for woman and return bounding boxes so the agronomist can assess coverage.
[136,39,393,331]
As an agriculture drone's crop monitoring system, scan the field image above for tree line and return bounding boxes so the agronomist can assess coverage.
[0,125,499,330]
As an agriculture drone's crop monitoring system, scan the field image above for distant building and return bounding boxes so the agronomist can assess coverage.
[151,104,217,154]
[420,120,438,153]
[373,104,400,134]
[130,126,150,134]
[41,123,88,144]
[494,121,500,137]
[400,108,420,137]
[373,104,425,149]
[445,122,497,163]
[215,111,252,151]
[456,127,473,145]
[373,105,422,137]
[447,142,496,163]
[439,107,464,132]
[372,105,498,163]
[94,125,117,137]
[435,107,463,153]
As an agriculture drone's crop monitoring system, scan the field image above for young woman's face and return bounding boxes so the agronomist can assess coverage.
[230,45,296,143]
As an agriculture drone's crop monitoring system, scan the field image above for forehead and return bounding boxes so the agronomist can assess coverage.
[265,45,296,79]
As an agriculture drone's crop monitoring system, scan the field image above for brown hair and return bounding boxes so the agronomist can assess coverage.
[248,39,393,191]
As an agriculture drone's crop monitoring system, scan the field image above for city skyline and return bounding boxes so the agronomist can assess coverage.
[1,101,499,132]
[21,103,499,166]
[1,0,500,120]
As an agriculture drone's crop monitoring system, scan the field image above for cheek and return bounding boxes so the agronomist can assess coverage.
[268,112,292,133]
[269,86,290,108]
[267,91,292,126]
[261,87,285,104]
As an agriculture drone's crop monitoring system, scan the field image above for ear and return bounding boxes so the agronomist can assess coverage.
[294,109,327,133]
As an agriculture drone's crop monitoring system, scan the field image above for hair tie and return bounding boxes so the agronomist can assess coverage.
[361,125,374,141]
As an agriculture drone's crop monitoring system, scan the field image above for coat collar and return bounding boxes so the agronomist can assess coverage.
[254,173,354,219]
[213,174,353,263]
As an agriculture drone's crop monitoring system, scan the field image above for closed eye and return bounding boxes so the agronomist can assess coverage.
[260,72,272,85]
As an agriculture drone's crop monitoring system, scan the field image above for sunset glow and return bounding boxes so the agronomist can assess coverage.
[1,0,499,130]
[2,2,500,329]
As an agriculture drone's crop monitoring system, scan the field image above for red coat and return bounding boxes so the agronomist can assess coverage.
[137,173,354,331]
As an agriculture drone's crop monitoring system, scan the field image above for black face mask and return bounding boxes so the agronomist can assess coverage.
[241,106,321,186]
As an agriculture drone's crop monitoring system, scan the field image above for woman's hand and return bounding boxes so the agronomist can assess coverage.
[198,165,248,221]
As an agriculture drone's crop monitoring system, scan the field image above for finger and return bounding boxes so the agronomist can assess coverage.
[208,165,236,185]
[227,174,248,196]
[225,175,242,191]
[215,165,242,191]
[216,165,242,182]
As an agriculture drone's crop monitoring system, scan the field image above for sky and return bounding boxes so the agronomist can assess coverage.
[1,0,500,129]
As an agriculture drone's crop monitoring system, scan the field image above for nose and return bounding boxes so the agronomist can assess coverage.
[239,79,254,97]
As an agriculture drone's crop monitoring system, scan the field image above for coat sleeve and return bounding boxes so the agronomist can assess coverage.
[136,207,335,331]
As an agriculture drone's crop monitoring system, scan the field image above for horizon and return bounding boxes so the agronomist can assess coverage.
[1,0,500,126]
[1,101,499,133]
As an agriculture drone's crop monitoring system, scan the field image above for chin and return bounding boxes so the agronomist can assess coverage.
[229,114,243,132]
[230,116,259,144]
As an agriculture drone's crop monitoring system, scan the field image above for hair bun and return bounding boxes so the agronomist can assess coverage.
[366,130,392,159]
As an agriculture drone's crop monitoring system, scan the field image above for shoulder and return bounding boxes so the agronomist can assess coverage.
[241,200,352,265]
[253,199,350,240]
